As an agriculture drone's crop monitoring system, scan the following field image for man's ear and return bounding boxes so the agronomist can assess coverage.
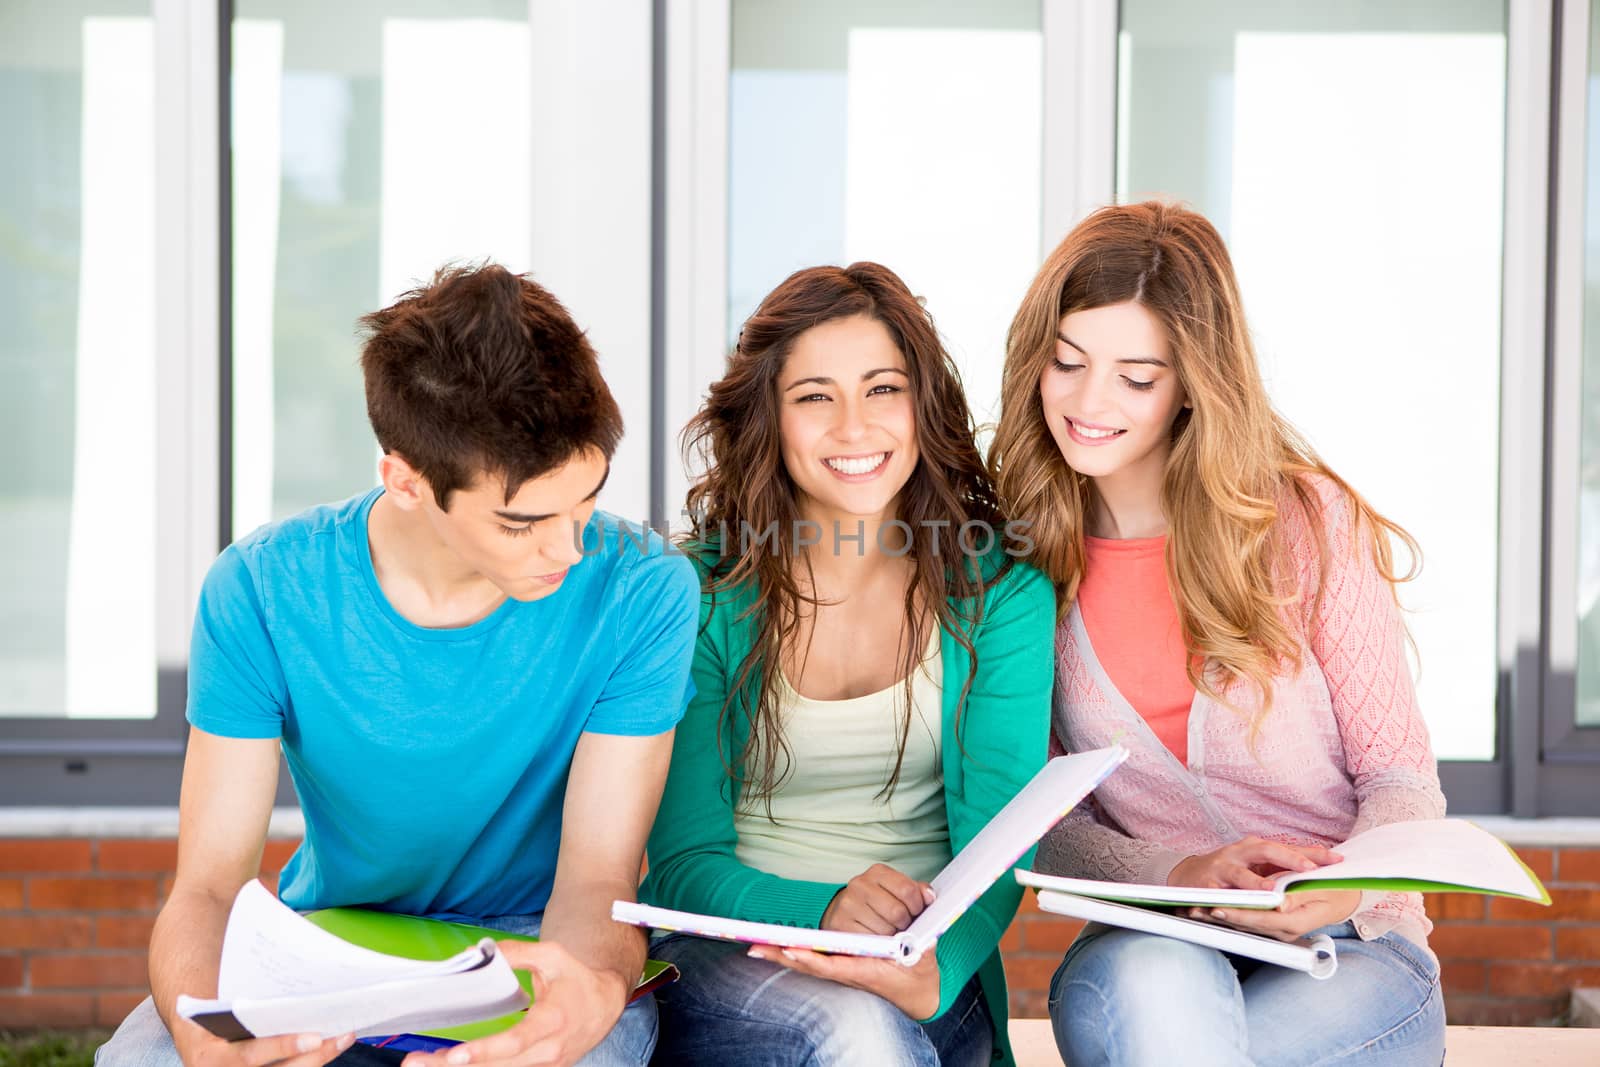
[379,452,430,512]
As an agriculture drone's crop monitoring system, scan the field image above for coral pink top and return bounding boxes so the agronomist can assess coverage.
[1078,535,1193,765]
[1036,475,1445,953]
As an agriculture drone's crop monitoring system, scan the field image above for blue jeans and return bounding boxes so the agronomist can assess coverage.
[96,913,657,1067]
[1048,921,1445,1067]
[647,932,993,1067]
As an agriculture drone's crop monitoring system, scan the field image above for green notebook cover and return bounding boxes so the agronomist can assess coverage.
[303,908,678,1041]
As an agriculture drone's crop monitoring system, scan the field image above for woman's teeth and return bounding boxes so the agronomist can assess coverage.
[1071,420,1123,439]
[825,452,888,475]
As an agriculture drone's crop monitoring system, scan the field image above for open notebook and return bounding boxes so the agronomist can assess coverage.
[612,745,1129,965]
[1016,818,1550,909]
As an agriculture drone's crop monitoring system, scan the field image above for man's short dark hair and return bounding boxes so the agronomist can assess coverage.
[359,263,623,509]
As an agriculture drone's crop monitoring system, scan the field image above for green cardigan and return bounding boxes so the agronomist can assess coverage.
[640,546,1055,1066]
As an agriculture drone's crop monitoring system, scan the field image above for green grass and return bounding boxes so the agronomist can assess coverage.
[0,1031,107,1067]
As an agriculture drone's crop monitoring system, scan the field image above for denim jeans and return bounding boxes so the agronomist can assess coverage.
[95,913,657,1067]
[646,932,993,1067]
[1048,921,1445,1067]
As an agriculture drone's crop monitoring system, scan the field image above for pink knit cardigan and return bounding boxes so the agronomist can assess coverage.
[1034,475,1445,952]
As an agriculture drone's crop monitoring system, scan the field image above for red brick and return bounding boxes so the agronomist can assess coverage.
[1486,961,1600,998]
[1424,894,1485,921]
[1021,917,1085,953]
[1444,994,1566,1027]
[0,955,21,988]
[1009,989,1048,1020]
[0,993,97,1028]
[1558,848,1600,885]
[998,919,1021,953]
[1002,954,1063,993]
[28,876,159,912]
[0,915,94,949]
[98,840,178,873]
[1428,923,1551,961]
[1512,848,1554,883]
[1488,888,1600,922]
[260,840,300,875]
[0,840,92,873]
[97,914,157,950]
[31,953,149,990]
[1438,959,1485,994]
[0,879,21,910]
[98,991,148,1027]
[1554,926,1600,960]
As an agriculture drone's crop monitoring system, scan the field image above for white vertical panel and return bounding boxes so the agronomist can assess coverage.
[66,18,157,718]
[1229,31,1505,761]
[528,0,653,523]
[230,20,284,541]
[1546,0,1590,674]
[843,29,1041,428]
[664,0,730,531]
[378,19,533,304]
[1041,0,1116,248]
[1499,0,1552,676]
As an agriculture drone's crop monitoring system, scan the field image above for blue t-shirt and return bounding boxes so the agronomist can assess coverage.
[187,489,697,919]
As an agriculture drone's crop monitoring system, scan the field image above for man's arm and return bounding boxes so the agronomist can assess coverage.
[539,726,673,992]
[149,727,350,1067]
[401,727,673,1067]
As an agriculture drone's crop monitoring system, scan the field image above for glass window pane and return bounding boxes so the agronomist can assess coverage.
[729,0,1042,426]
[230,1,532,534]
[1118,0,1507,759]
[0,1,158,719]
[1578,1,1600,728]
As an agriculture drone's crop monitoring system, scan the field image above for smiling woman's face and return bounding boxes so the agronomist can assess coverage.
[776,313,919,524]
[1038,300,1188,489]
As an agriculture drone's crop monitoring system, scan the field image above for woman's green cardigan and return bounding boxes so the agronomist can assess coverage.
[639,545,1055,1066]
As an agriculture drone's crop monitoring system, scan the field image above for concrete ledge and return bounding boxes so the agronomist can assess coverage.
[5,809,1600,845]
[0,807,304,838]
[1008,1020,1600,1066]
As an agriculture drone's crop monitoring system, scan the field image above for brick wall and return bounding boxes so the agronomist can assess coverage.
[1,838,1597,1032]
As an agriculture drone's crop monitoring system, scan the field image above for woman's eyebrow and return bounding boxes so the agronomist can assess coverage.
[1057,333,1168,368]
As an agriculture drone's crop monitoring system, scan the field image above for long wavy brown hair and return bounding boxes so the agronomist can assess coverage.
[684,262,1007,808]
[989,202,1418,724]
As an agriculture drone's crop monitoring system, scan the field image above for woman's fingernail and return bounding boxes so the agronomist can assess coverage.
[1211,909,1227,920]
[337,1034,355,1051]
[781,950,797,960]
[923,887,936,902]
[446,1050,471,1066]
[296,1035,320,1052]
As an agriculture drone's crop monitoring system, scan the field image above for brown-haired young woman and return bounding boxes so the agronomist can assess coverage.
[639,262,1055,1066]
[991,201,1446,1065]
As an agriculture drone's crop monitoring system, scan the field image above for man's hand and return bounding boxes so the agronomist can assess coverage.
[400,941,628,1067]
[1188,889,1363,942]
[1167,836,1343,891]
[746,944,941,1020]
[175,1025,352,1067]
[820,863,936,935]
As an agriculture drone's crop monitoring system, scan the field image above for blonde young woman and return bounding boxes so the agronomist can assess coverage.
[990,202,1447,1066]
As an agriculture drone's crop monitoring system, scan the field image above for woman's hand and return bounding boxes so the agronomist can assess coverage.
[821,863,935,935]
[1167,836,1342,892]
[746,944,941,1020]
[1190,889,1362,942]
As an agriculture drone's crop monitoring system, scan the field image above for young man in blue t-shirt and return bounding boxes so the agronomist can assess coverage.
[98,265,698,1067]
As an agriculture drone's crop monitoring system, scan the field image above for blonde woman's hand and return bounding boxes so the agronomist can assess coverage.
[1190,889,1363,942]
[821,863,936,935]
[1167,836,1342,892]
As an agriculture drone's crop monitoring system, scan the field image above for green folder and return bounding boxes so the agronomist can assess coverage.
[304,908,679,1042]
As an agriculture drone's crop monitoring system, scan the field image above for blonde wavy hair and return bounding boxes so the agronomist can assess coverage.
[989,201,1417,716]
